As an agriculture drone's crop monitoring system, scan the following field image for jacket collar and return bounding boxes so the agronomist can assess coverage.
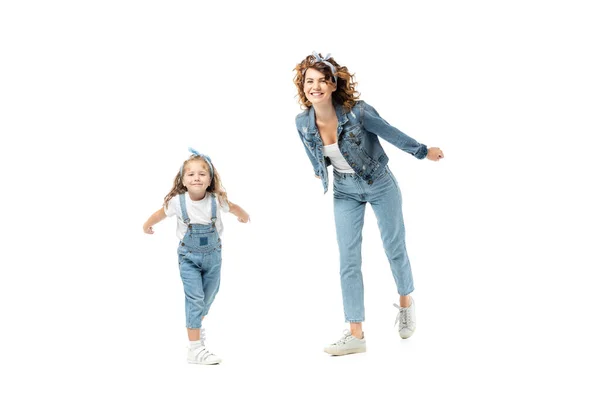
[306,103,349,136]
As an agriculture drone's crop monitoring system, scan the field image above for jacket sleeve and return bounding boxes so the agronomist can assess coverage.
[361,101,428,159]
[297,128,321,176]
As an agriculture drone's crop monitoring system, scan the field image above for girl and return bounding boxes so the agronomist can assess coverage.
[143,148,250,364]
[293,52,444,356]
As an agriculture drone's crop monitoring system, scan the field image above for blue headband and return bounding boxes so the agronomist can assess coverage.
[180,147,214,179]
[309,51,337,83]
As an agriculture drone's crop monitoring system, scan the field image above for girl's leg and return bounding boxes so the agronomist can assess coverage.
[187,328,200,341]
[186,315,205,341]
[200,249,222,318]
[179,253,206,331]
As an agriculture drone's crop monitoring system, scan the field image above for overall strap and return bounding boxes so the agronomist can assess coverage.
[210,194,217,227]
[179,193,190,224]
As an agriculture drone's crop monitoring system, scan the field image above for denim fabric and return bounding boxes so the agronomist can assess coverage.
[177,194,222,329]
[333,167,414,322]
[295,100,428,193]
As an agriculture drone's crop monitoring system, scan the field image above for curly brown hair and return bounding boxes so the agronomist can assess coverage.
[293,53,360,112]
[163,156,228,209]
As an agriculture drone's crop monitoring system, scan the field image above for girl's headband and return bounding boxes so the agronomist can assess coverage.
[304,51,337,83]
[180,147,214,179]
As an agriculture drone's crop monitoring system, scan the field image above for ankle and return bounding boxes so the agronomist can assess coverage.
[350,330,364,339]
[399,295,412,308]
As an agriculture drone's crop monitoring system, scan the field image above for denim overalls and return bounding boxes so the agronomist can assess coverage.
[177,193,222,329]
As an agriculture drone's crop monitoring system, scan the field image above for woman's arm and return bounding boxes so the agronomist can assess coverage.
[361,102,429,159]
[143,208,167,234]
[426,147,444,161]
[228,201,250,223]
[297,129,321,177]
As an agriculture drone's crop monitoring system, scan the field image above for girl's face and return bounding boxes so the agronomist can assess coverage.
[303,68,336,106]
[182,160,212,200]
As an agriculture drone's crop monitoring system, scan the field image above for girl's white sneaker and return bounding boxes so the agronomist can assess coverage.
[187,328,221,364]
[187,345,222,365]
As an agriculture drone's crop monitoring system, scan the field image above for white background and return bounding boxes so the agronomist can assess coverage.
[1,1,599,398]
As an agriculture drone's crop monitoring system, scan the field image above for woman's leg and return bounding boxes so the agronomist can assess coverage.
[334,186,367,333]
[369,170,415,297]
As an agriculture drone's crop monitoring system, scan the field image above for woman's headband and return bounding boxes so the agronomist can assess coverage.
[304,51,337,83]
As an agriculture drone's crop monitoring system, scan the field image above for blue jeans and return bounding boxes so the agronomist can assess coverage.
[333,167,414,322]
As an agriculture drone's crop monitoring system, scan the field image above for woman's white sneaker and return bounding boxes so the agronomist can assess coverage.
[324,330,366,356]
[394,297,416,339]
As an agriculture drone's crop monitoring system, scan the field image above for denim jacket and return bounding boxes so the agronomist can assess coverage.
[295,100,428,193]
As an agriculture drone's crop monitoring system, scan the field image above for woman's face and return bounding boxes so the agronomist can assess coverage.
[303,67,336,106]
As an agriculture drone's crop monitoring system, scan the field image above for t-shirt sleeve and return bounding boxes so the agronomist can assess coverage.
[220,199,230,214]
[164,196,179,218]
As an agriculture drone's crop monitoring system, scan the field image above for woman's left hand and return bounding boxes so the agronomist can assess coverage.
[426,147,444,161]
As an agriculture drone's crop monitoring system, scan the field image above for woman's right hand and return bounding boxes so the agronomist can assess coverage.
[426,147,444,161]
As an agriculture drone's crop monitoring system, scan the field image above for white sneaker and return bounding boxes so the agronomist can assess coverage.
[187,345,222,365]
[187,328,222,365]
[324,330,366,356]
[394,297,416,339]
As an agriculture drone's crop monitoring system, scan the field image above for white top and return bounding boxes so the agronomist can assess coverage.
[164,192,230,240]
[323,143,355,173]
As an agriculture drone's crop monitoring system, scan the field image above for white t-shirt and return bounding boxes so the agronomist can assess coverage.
[164,192,230,240]
[323,143,355,173]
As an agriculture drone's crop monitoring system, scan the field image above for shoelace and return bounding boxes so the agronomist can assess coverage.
[393,303,411,327]
[332,330,354,346]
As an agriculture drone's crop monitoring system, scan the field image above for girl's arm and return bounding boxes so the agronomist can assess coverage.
[143,208,167,234]
[228,201,250,223]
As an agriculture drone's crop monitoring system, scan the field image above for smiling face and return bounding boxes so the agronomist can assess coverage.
[182,159,212,200]
[303,67,336,106]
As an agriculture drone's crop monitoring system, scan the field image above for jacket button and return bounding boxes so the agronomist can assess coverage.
[368,180,373,185]
[349,133,355,138]
[180,242,185,246]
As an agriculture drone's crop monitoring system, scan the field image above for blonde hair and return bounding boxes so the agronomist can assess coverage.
[163,155,228,208]
[293,53,360,112]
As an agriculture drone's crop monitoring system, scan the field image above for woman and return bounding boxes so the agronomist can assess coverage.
[294,52,444,356]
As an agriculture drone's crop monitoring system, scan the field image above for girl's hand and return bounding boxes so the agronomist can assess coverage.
[143,208,166,235]
[237,211,250,223]
[229,201,250,223]
[426,147,444,161]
